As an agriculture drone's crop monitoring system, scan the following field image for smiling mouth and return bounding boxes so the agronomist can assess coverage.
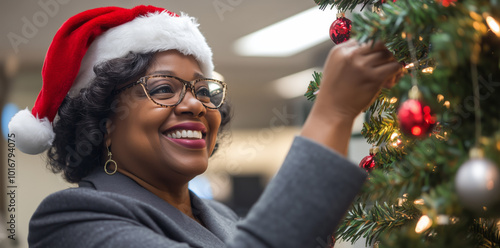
[165,129,204,139]
[163,129,207,149]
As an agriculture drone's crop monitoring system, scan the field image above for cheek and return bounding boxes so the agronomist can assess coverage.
[109,100,170,156]
[207,110,222,150]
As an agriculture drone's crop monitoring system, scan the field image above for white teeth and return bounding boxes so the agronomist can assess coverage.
[167,130,203,139]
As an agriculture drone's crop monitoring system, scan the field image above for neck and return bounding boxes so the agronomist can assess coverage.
[118,170,198,222]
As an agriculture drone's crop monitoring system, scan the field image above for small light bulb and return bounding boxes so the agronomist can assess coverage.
[390,97,398,104]
[414,199,425,205]
[415,215,432,233]
[422,67,434,74]
[405,63,414,69]
[443,101,451,108]
[486,16,500,37]
[437,94,444,102]
[436,215,450,225]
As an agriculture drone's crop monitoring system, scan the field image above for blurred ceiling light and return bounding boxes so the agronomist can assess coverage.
[273,67,321,99]
[233,6,338,57]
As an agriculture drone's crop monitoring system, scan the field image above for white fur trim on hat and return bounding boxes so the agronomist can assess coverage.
[70,12,214,96]
[8,108,55,154]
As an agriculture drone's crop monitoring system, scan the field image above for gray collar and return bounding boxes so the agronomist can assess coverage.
[79,169,234,247]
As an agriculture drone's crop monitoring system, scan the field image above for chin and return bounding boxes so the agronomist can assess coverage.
[168,156,209,178]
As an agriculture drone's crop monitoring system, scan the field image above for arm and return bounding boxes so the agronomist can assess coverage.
[227,136,367,247]
[302,40,401,156]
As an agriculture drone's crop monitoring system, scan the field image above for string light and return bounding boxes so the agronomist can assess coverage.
[422,67,434,74]
[398,193,408,206]
[390,132,402,147]
[415,215,432,233]
[390,97,398,104]
[414,199,425,205]
[469,11,482,22]
[486,15,500,37]
[437,94,444,102]
[405,63,414,69]
[443,101,451,108]
[473,21,483,31]
[436,215,450,225]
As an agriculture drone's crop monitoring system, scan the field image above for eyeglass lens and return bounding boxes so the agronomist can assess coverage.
[145,76,224,108]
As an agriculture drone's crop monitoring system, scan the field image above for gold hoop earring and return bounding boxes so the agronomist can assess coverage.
[104,146,118,175]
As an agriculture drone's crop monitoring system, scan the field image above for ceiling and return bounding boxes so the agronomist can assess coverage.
[0,0,336,129]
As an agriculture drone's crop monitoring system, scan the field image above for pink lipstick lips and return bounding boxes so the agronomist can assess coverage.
[163,122,207,149]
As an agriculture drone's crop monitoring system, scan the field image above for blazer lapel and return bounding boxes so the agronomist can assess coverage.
[80,170,227,248]
[191,193,237,242]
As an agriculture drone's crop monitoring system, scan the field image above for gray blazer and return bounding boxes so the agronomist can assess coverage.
[28,136,367,247]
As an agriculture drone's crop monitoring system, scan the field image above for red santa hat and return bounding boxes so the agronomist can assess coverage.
[8,5,214,154]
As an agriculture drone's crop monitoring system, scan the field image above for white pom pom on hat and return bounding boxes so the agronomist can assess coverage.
[8,5,214,154]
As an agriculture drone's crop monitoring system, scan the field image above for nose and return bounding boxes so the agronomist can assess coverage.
[174,90,206,118]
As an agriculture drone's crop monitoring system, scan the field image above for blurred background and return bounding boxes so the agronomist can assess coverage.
[0,1,371,247]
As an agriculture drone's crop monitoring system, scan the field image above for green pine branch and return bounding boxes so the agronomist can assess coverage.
[472,219,500,248]
[314,0,374,12]
[337,201,421,246]
[304,71,322,101]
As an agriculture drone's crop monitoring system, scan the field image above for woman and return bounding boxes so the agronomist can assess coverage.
[9,5,401,248]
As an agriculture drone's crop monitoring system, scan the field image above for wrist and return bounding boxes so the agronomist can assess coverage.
[300,106,354,156]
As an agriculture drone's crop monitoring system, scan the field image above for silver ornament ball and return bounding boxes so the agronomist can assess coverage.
[455,158,500,212]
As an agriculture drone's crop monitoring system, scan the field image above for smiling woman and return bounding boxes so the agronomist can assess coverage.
[8,5,401,248]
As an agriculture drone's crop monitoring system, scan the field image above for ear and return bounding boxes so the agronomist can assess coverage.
[104,118,114,147]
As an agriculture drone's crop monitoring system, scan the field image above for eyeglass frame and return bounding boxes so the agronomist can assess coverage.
[112,74,228,109]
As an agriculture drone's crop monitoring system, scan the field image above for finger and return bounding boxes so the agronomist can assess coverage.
[363,49,396,67]
[382,75,397,88]
[373,61,402,81]
[339,39,360,48]
[384,68,405,88]
[358,40,388,55]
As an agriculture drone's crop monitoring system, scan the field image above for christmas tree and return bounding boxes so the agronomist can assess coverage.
[306,0,500,247]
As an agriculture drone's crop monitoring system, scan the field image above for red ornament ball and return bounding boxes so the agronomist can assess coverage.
[329,17,352,44]
[329,235,336,248]
[359,151,377,173]
[398,99,436,138]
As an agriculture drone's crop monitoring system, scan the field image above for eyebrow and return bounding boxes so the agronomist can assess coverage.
[149,70,205,79]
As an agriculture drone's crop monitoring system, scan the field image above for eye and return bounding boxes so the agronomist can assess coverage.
[150,85,174,95]
[196,87,211,97]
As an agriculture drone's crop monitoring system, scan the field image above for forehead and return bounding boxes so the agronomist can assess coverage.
[147,50,203,78]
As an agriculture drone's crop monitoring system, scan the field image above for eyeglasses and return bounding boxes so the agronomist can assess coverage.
[113,75,227,109]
